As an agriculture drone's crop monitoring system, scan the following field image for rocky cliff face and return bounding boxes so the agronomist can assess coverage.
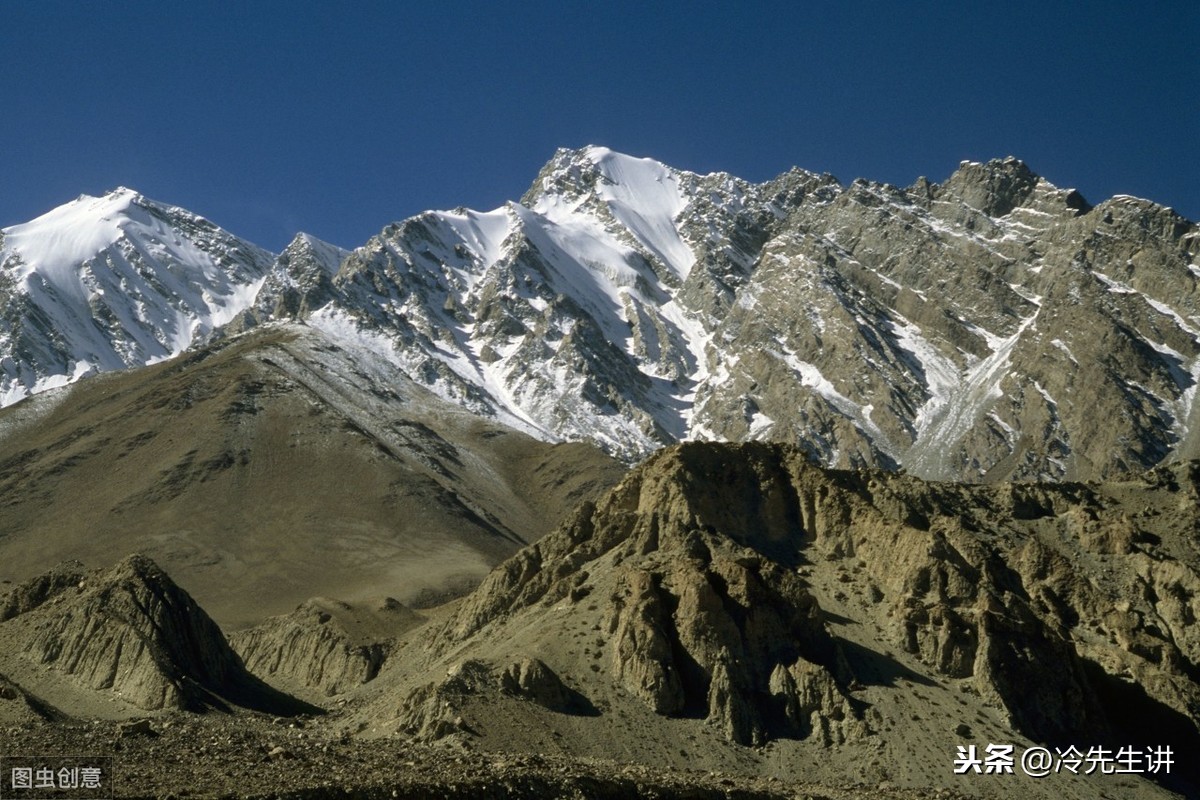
[440,444,865,746]
[707,160,1199,481]
[415,442,1199,766]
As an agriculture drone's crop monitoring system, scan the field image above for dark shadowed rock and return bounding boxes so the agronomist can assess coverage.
[499,657,574,711]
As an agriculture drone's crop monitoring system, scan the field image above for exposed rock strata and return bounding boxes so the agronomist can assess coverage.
[230,597,414,698]
[0,554,304,713]
[439,442,1200,755]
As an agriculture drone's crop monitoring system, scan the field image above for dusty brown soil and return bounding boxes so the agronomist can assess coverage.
[2,712,972,800]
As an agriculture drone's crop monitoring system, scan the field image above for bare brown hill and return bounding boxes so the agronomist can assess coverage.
[0,323,624,627]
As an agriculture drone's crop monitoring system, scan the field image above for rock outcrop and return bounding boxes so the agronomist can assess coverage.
[230,597,412,698]
[441,443,874,746]
[0,554,304,713]
[436,442,1200,756]
[0,561,86,623]
[499,657,575,711]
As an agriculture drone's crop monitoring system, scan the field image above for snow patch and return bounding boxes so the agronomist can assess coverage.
[1050,338,1078,364]
[748,411,774,437]
[1143,296,1200,339]
[767,347,896,458]
[1092,271,1137,294]
[906,310,1039,472]
[889,316,960,438]
[309,306,552,441]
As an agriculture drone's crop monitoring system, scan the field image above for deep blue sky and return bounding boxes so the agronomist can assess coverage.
[2,2,1196,252]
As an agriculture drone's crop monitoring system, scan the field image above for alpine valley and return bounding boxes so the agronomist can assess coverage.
[1,148,1198,800]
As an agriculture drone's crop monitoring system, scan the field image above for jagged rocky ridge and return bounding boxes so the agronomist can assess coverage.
[229,596,419,699]
[256,149,1199,482]
[437,444,864,747]
[3,149,1198,481]
[384,442,1200,768]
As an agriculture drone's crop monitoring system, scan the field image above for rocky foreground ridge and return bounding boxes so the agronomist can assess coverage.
[373,443,1199,795]
[0,555,312,719]
[3,443,1196,798]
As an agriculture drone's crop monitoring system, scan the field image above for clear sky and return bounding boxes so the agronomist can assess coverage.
[2,1,1196,252]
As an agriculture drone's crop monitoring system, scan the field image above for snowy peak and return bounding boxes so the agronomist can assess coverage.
[520,146,834,296]
[292,149,845,460]
[524,146,696,280]
[284,232,348,276]
[214,232,353,336]
[0,188,275,406]
[577,147,694,280]
[1,187,271,287]
[4,188,145,280]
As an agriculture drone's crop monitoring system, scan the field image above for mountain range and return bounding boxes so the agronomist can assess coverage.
[3,147,1197,482]
[3,148,1199,799]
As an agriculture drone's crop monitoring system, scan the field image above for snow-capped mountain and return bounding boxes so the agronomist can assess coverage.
[4,149,1198,481]
[247,147,831,452]
[0,188,276,404]
[252,146,1198,481]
